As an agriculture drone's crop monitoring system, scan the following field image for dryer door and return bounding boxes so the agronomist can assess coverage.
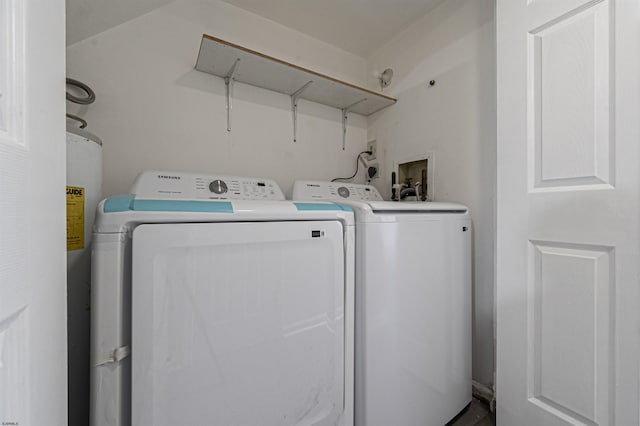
[131,221,346,426]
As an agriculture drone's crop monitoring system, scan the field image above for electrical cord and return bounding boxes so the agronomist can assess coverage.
[331,150,372,182]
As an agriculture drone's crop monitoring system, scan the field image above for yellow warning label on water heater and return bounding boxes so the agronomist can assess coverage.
[66,186,85,251]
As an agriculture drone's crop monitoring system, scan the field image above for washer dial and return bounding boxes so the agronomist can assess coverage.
[337,187,350,198]
[209,179,228,194]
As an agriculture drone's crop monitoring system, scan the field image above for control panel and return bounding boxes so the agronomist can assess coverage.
[292,180,383,201]
[129,171,285,200]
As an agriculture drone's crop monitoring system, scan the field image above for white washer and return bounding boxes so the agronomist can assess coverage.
[293,180,472,426]
[91,171,355,426]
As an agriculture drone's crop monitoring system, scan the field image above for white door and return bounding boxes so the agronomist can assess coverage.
[0,0,67,425]
[497,0,639,425]
[131,221,350,426]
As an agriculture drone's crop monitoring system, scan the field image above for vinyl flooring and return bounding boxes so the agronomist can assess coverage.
[447,398,495,426]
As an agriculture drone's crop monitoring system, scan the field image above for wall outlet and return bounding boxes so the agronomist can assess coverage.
[368,162,379,179]
[367,140,377,160]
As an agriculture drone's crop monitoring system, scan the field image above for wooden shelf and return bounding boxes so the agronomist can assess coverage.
[195,34,397,116]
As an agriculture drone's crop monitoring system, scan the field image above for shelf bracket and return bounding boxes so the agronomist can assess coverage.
[290,81,313,143]
[341,98,367,150]
[224,58,240,132]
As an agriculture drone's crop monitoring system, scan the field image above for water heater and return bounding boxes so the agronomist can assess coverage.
[66,125,102,426]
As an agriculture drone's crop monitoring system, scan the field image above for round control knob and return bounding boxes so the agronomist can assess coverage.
[337,187,350,198]
[209,179,228,194]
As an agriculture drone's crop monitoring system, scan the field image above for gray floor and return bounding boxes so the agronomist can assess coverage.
[447,398,494,426]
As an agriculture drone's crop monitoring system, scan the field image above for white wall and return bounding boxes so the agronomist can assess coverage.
[366,0,496,387]
[66,0,369,197]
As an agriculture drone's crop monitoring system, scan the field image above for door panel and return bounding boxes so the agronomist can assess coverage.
[527,241,613,425]
[497,0,639,425]
[529,1,612,189]
[0,0,66,424]
[131,221,346,426]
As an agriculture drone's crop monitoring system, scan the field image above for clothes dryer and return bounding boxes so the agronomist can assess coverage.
[293,180,471,426]
[91,171,355,426]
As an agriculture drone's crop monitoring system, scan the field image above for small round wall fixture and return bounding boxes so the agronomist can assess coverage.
[379,68,393,91]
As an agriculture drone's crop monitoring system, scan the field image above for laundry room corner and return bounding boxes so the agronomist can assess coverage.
[4,0,640,424]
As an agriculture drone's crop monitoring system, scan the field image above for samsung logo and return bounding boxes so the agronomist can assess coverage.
[158,175,181,180]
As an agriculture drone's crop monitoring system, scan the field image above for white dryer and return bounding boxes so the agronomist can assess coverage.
[293,181,471,426]
[91,171,355,426]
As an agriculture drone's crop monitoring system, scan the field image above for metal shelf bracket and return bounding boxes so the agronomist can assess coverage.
[290,81,313,142]
[341,98,367,150]
[224,58,240,132]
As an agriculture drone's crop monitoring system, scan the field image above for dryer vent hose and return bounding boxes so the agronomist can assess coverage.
[66,78,95,105]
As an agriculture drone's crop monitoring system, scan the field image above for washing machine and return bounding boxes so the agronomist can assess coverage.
[90,171,355,426]
[293,180,471,426]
